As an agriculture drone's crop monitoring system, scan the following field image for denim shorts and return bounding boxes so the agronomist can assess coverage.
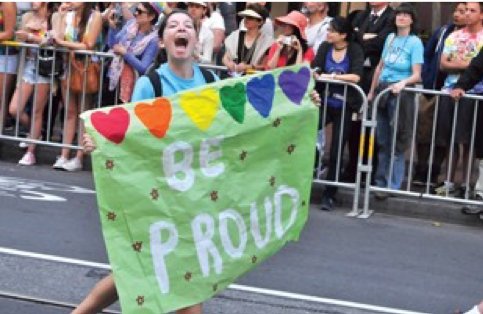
[0,54,18,74]
[22,58,52,85]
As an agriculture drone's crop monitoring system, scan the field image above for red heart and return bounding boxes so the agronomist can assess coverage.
[91,108,130,144]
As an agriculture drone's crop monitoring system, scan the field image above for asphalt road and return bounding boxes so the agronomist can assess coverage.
[0,161,482,314]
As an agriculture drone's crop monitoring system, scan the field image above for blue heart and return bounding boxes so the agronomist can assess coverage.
[247,74,275,118]
[279,67,310,105]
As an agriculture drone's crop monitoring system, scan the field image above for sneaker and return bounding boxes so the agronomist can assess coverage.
[18,152,36,166]
[320,196,335,211]
[61,158,82,172]
[53,156,68,169]
[374,191,389,200]
[434,181,456,196]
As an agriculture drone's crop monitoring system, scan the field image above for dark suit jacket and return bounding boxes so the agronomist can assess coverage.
[351,6,395,68]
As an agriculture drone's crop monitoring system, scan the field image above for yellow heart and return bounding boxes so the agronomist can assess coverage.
[180,88,220,131]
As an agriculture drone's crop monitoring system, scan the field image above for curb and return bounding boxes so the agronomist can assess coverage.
[2,139,481,228]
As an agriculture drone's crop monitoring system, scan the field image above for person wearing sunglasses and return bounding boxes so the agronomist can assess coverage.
[103,2,160,105]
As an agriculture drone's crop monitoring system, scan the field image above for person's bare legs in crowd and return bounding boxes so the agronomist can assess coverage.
[0,73,16,127]
[72,274,202,314]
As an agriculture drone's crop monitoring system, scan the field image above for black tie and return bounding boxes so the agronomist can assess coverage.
[370,14,378,24]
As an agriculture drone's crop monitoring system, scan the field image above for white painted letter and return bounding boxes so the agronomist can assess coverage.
[150,221,179,294]
[162,141,194,192]
[274,185,300,239]
[191,214,223,276]
[250,197,273,249]
[219,209,248,258]
[200,136,225,178]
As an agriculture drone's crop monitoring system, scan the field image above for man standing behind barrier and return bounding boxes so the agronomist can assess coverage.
[451,42,483,216]
[413,2,467,188]
[436,2,483,197]
[303,2,331,56]
[344,2,394,183]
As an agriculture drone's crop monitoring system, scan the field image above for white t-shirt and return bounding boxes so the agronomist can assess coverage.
[196,23,214,64]
[239,18,274,38]
[305,16,332,55]
[205,11,225,31]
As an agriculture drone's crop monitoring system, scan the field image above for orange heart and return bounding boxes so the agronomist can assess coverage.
[134,98,172,138]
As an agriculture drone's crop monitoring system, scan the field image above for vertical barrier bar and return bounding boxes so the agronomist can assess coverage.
[98,56,105,109]
[14,46,26,139]
[407,92,419,191]
[446,98,458,197]
[46,47,56,142]
[388,93,401,190]
[426,95,440,195]
[316,82,329,179]
[335,84,348,182]
[465,100,478,200]
[62,52,73,149]
[0,45,8,133]
[29,48,41,145]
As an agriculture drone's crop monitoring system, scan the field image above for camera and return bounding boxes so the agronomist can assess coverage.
[283,36,292,45]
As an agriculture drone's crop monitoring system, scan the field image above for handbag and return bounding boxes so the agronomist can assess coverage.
[38,48,63,78]
[66,51,100,94]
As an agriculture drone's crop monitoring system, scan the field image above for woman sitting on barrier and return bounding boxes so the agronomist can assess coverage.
[52,3,102,172]
[222,4,273,75]
[0,3,17,128]
[311,16,364,211]
[266,10,313,70]
[367,3,423,198]
[103,2,160,105]
[8,2,55,166]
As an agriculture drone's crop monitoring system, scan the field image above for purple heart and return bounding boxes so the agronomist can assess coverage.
[247,74,275,118]
[279,67,311,105]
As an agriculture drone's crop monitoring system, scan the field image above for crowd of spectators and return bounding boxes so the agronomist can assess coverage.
[1,2,483,215]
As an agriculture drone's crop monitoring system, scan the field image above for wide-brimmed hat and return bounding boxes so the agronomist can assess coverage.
[187,1,207,7]
[238,9,263,20]
[275,11,308,40]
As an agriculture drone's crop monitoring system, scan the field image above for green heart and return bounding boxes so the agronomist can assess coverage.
[220,83,246,124]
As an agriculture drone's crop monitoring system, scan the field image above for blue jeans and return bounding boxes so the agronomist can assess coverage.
[375,96,405,190]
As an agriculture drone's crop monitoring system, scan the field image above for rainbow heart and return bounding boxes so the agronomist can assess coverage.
[220,83,246,124]
[279,67,310,105]
[247,74,275,118]
[90,107,130,144]
[134,98,172,138]
[180,88,220,131]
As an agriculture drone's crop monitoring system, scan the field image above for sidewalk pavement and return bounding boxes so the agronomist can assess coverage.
[1,139,482,228]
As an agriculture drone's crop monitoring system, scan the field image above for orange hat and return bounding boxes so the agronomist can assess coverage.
[275,11,308,40]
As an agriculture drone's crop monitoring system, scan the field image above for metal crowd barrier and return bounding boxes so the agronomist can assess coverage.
[0,41,116,151]
[313,77,369,217]
[360,86,483,217]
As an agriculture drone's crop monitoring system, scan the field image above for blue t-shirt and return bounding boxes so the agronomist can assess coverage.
[131,63,220,101]
[324,47,350,109]
[380,34,424,83]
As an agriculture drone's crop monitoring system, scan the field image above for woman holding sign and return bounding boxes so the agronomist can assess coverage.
[79,9,321,314]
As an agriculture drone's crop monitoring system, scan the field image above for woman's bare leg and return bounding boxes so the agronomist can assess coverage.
[27,83,50,154]
[71,274,118,314]
[176,304,202,314]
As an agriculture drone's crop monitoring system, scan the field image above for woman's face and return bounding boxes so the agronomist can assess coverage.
[243,16,262,30]
[281,23,295,36]
[135,4,153,26]
[70,2,83,11]
[453,3,467,27]
[187,3,206,21]
[395,12,413,30]
[163,13,197,61]
[326,26,346,44]
[31,2,44,11]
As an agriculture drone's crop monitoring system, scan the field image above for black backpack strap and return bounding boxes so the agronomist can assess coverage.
[147,70,163,98]
[199,67,215,84]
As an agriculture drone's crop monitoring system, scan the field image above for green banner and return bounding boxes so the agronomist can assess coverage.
[81,64,318,313]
